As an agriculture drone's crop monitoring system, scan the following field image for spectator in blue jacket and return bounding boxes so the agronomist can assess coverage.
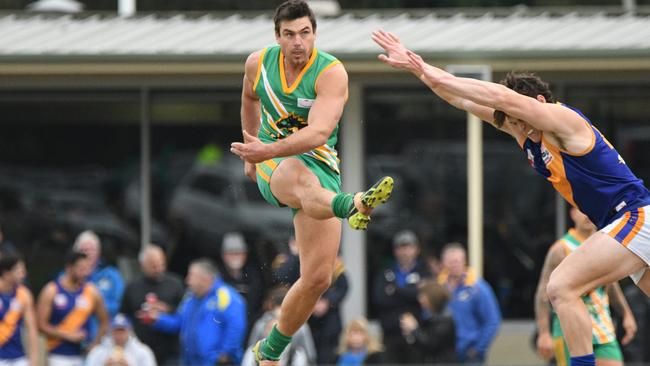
[73,230,125,344]
[439,242,501,364]
[143,258,247,365]
[74,230,125,317]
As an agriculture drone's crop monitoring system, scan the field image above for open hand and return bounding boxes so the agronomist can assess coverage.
[620,313,637,345]
[230,130,272,164]
[371,29,415,72]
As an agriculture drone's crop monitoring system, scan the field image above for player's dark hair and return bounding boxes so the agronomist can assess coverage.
[274,0,316,35]
[493,71,555,127]
[0,254,21,276]
[64,250,87,267]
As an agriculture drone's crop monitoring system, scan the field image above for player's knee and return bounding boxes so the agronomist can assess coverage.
[303,270,332,294]
[546,273,573,306]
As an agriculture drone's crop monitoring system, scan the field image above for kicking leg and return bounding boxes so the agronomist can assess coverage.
[547,232,646,361]
[269,158,393,227]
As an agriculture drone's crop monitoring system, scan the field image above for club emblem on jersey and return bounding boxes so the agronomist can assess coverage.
[275,113,307,137]
[54,294,68,309]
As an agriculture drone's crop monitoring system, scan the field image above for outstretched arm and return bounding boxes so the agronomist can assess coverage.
[534,242,566,361]
[372,30,516,138]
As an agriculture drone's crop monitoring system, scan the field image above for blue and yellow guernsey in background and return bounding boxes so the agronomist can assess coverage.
[253,45,341,174]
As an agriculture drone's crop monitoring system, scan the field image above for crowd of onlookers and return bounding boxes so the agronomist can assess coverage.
[0,227,648,366]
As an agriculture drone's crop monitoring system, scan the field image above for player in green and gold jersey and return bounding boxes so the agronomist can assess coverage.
[535,208,637,366]
[230,1,393,364]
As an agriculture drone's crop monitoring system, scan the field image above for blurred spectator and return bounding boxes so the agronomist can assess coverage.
[219,232,264,334]
[0,255,39,365]
[272,236,300,285]
[73,231,125,317]
[37,250,109,366]
[141,258,246,365]
[85,313,157,366]
[371,230,431,364]
[439,243,501,364]
[399,280,457,364]
[246,286,316,366]
[0,224,18,256]
[335,318,385,365]
[308,256,348,365]
[622,285,650,363]
[120,245,184,365]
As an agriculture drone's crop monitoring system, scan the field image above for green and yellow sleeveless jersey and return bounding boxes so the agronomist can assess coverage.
[252,45,341,174]
[551,229,616,344]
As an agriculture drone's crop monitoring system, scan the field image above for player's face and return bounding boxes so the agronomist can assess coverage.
[276,17,315,66]
[507,116,540,141]
[70,258,92,282]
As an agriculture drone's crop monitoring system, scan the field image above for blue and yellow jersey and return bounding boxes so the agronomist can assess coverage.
[551,229,616,344]
[0,285,30,359]
[253,45,342,174]
[47,279,96,355]
[520,104,650,229]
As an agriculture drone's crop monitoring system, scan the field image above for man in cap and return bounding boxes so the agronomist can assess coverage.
[219,232,264,336]
[372,230,431,363]
[85,313,156,366]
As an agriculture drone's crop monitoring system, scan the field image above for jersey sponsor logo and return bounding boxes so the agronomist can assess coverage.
[541,144,553,165]
[53,294,68,309]
[75,296,90,310]
[9,298,21,311]
[526,149,535,167]
[297,98,314,108]
[98,278,112,291]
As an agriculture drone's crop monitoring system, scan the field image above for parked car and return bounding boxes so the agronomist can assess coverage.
[167,158,293,258]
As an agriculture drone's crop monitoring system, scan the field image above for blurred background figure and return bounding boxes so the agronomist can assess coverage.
[622,285,650,363]
[140,258,246,365]
[246,285,316,366]
[37,250,109,366]
[272,236,300,286]
[308,256,348,365]
[73,230,125,318]
[219,232,264,336]
[85,313,156,366]
[534,208,635,366]
[335,317,385,365]
[372,229,431,364]
[0,255,39,366]
[439,242,501,364]
[0,224,17,257]
[399,279,456,364]
[121,244,184,365]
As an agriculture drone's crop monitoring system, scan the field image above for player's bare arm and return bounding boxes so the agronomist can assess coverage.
[36,283,68,341]
[372,29,517,138]
[606,282,637,345]
[91,285,110,348]
[404,51,594,152]
[231,63,347,163]
[534,242,566,360]
[22,290,40,366]
[239,50,263,181]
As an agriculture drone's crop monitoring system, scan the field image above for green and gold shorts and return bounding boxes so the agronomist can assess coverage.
[256,155,341,214]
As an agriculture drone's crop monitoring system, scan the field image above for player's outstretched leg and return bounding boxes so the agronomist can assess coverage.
[347,176,394,230]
